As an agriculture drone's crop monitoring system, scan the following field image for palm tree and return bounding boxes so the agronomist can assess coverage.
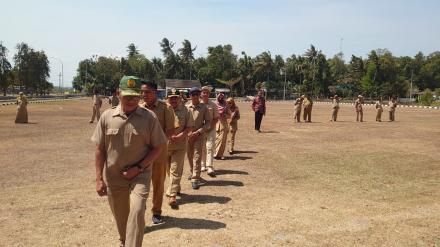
[127,43,139,58]
[216,76,242,96]
[254,51,274,82]
[178,39,197,79]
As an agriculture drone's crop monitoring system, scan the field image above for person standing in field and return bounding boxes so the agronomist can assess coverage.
[91,76,166,247]
[214,93,230,160]
[293,96,303,122]
[89,90,102,123]
[331,94,341,122]
[109,90,120,107]
[388,97,398,121]
[375,100,383,122]
[200,86,219,176]
[302,95,313,122]
[165,89,194,209]
[139,80,176,225]
[15,92,28,123]
[226,97,240,155]
[252,90,266,132]
[186,87,212,190]
[355,95,364,122]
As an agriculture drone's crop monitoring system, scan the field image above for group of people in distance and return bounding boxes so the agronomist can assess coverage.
[293,93,398,123]
[91,76,241,247]
[332,94,398,122]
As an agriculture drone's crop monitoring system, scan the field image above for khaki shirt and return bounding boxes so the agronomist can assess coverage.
[109,96,119,107]
[187,102,212,135]
[203,100,219,129]
[303,98,313,109]
[169,104,195,151]
[141,100,176,133]
[355,99,363,111]
[332,98,340,109]
[91,105,167,186]
[375,101,383,111]
[93,95,102,106]
[389,101,397,112]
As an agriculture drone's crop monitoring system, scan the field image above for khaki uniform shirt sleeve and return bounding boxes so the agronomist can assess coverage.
[150,116,167,148]
[91,116,105,149]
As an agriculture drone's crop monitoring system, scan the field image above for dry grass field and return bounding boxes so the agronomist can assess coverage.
[1,98,439,247]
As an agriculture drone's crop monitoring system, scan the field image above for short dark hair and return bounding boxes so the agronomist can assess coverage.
[141,79,157,90]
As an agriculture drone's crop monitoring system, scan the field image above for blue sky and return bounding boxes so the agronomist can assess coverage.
[1,0,439,87]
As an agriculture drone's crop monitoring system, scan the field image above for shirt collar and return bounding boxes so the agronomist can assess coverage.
[112,105,142,118]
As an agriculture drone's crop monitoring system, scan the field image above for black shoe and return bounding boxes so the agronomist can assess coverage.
[192,182,200,190]
[176,192,182,197]
[229,151,233,155]
[152,214,163,224]
[187,175,192,181]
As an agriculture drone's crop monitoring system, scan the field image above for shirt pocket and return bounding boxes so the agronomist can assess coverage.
[105,128,120,149]
[130,127,147,146]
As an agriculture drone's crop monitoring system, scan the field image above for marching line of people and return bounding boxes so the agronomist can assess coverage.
[90,76,241,247]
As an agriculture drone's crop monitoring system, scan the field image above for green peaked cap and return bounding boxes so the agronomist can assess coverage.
[119,76,141,96]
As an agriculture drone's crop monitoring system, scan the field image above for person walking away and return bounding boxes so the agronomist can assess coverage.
[15,92,28,123]
[375,100,383,122]
[388,97,398,121]
[89,90,102,123]
[200,86,219,176]
[303,95,313,122]
[331,95,341,122]
[252,90,266,132]
[355,95,364,122]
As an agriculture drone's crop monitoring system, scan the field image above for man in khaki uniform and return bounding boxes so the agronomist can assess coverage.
[109,90,120,107]
[293,96,303,122]
[302,95,313,122]
[375,100,383,122]
[187,87,212,189]
[214,93,231,160]
[139,81,176,224]
[226,97,240,155]
[355,95,364,122]
[200,86,219,176]
[331,95,341,121]
[91,76,166,247]
[388,97,398,121]
[89,90,102,123]
[166,89,194,208]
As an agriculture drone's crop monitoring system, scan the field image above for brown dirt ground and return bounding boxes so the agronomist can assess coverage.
[1,99,440,247]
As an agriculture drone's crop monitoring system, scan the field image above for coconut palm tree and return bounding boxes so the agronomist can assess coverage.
[178,39,197,79]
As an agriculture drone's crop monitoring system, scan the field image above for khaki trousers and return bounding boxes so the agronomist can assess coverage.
[215,120,229,158]
[389,110,395,121]
[166,148,186,197]
[376,109,383,121]
[228,124,237,153]
[202,128,216,169]
[303,106,312,122]
[356,110,363,122]
[294,108,301,122]
[107,170,151,247]
[187,137,203,182]
[151,148,168,215]
[90,105,101,122]
[332,108,339,121]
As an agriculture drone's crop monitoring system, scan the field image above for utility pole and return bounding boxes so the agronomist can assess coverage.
[58,73,62,92]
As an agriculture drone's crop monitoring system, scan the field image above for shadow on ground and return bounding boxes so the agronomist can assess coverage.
[223,155,252,161]
[178,193,232,205]
[233,150,258,154]
[201,179,244,187]
[144,216,226,234]
[214,169,249,176]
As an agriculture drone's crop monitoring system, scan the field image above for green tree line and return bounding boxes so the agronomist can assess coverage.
[0,42,52,96]
[73,39,440,99]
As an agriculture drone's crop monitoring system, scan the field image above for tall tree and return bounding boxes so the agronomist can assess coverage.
[0,42,12,95]
[178,39,197,79]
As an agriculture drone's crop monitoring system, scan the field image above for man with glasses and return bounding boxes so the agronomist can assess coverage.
[91,76,166,247]
[187,87,212,189]
[140,80,176,224]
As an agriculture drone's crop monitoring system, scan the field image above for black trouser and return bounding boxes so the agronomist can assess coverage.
[255,111,264,131]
